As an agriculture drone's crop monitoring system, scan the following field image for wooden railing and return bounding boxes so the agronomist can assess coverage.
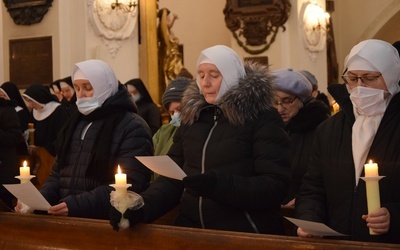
[0,212,399,250]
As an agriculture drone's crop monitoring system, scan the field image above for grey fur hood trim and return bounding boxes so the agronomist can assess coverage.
[180,62,276,126]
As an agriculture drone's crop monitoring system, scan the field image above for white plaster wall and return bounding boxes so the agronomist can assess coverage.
[231,0,328,95]
[1,0,60,83]
[332,0,400,75]
[158,0,231,76]
[159,0,329,94]
[1,0,140,85]
[61,0,140,83]
[1,0,399,90]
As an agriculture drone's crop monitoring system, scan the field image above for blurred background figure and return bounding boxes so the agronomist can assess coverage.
[298,70,330,110]
[22,84,69,188]
[153,77,192,156]
[177,68,194,80]
[271,68,330,209]
[59,76,78,116]
[50,80,63,102]
[0,82,32,165]
[0,88,22,209]
[125,78,161,135]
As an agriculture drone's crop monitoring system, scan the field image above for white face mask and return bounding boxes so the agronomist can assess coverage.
[132,93,141,103]
[76,97,100,115]
[169,111,181,127]
[349,86,388,116]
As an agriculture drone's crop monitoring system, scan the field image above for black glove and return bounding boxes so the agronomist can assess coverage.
[109,206,122,231]
[109,206,145,231]
[124,207,144,225]
[182,170,217,197]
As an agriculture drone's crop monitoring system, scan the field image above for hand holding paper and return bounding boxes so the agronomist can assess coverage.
[3,182,50,211]
[285,217,348,237]
[136,155,187,180]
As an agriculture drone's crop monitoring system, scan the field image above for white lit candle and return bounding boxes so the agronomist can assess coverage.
[363,159,381,235]
[364,160,379,177]
[20,161,30,178]
[115,165,127,186]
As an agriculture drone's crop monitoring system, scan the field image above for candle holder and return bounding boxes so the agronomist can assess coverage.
[15,175,36,184]
[110,183,132,229]
[360,175,385,235]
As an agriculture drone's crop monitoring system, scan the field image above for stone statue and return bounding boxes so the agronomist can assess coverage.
[157,8,184,96]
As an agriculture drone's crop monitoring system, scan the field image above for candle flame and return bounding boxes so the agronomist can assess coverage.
[23,161,27,167]
[369,160,373,164]
[117,165,121,174]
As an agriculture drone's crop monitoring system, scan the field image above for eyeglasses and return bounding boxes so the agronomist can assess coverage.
[341,73,382,87]
[273,96,297,109]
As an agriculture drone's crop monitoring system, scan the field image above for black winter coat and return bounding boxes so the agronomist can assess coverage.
[139,62,291,234]
[296,83,400,244]
[0,101,21,184]
[136,100,162,136]
[0,100,21,208]
[283,98,330,204]
[40,87,153,219]
[33,105,69,156]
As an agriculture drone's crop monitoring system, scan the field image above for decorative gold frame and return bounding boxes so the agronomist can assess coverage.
[3,0,53,25]
[224,0,291,54]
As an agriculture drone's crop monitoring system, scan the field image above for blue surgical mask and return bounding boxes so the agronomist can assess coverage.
[169,111,181,127]
[76,97,100,115]
[132,93,141,103]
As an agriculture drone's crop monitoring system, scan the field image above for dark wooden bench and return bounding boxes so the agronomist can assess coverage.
[0,212,399,249]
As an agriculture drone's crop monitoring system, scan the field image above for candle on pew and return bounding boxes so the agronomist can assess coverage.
[19,161,31,183]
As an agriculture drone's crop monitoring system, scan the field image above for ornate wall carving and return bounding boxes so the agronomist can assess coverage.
[87,0,138,58]
[224,0,291,55]
[3,0,53,25]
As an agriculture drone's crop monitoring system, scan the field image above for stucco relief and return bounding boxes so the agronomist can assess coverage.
[87,0,138,58]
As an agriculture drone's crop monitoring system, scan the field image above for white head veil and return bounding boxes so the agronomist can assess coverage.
[345,39,400,95]
[196,45,246,103]
[72,59,119,106]
[345,39,400,185]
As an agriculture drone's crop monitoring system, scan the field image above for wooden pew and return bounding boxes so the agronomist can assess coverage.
[0,212,399,250]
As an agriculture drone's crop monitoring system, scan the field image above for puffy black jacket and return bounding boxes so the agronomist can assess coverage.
[40,87,153,219]
[138,62,291,234]
[0,101,21,184]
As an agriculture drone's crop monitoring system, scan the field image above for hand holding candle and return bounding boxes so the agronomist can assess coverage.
[363,160,382,235]
[110,165,132,230]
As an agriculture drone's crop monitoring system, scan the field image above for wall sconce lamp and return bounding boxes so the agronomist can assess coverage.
[111,0,137,13]
[304,2,330,31]
[302,0,330,61]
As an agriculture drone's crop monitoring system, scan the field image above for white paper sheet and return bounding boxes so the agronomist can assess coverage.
[285,217,348,237]
[136,155,187,180]
[3,182,51,211]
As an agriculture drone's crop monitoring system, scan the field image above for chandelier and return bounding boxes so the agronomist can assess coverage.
[110,0,137,13]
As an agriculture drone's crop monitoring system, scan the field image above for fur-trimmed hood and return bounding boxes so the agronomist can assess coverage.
[180,62,276,126]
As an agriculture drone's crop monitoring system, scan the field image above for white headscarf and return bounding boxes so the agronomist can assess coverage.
[196,45,246,103]
[71,59,118,106]
[345,39,400,95]
[345,39,400,184]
